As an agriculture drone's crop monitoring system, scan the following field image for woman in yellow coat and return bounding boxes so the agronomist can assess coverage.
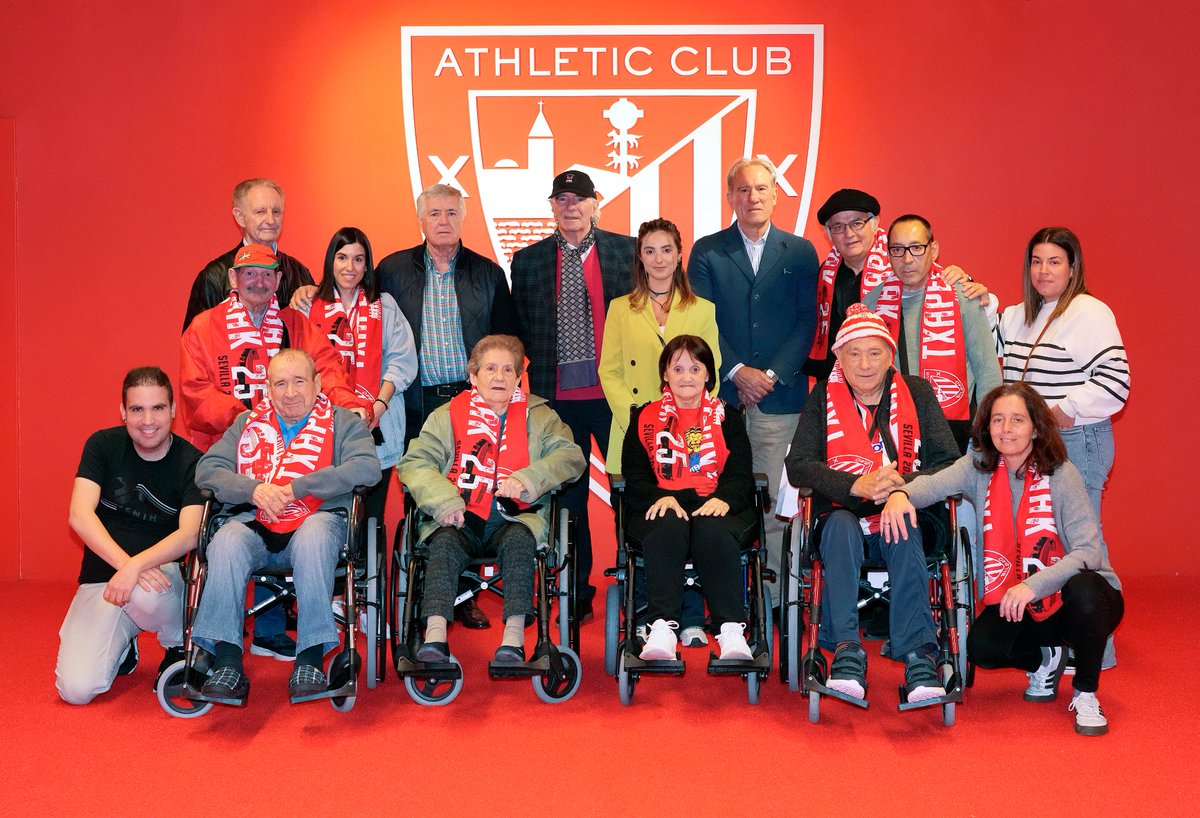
[600,218,721,475]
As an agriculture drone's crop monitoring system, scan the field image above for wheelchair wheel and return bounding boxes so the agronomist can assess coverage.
[330,695,356,712]
[556,508,572,648]
[746,668,761,705]
[604,584,620,677]
[532,646,582,703]
[942,701,955,727]
[156,660,214,719]
[365,519,383,690]
[404,656,464,706]
[617,652,636,706]
[808,690,821,723]
[786,581,802,693]
[956,526,977,688]
[328,650,359,712]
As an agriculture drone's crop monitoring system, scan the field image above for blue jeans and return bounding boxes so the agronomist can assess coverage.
[816,510,937,657]
[193,511,344,656]
[1060,420,1114,564]
[1059,420,1114,518]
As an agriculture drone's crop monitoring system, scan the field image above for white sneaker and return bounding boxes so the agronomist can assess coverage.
[680,626,708,647]
[715,622,753,661]
[1024,645,1067,702]
[1069,691,1108,736]
[639,619,679,661]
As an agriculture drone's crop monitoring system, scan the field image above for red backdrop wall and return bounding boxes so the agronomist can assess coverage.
[0,1,1194,580]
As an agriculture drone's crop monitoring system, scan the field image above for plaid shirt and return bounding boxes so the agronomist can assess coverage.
[419,248,468,385]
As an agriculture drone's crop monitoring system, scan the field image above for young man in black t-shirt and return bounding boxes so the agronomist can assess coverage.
[55,367,204,705]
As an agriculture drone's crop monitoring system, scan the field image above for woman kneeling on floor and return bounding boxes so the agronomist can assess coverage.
[622,334,756,662]
[881,382,1124,735]
[397,335,585,664]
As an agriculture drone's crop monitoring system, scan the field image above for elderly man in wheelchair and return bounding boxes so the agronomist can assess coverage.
[189,349,381,705]
[785,305,959,708]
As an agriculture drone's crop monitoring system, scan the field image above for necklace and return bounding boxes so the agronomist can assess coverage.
[649,286,671,296]
[649,292,672,312]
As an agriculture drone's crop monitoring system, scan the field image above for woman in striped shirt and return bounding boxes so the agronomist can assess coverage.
[997,227,1129,667]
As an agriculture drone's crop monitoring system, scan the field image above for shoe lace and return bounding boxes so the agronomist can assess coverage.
[716,622,747,645]
[1069,694,1103,717]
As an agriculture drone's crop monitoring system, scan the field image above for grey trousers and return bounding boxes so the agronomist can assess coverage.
[421,521,536,622]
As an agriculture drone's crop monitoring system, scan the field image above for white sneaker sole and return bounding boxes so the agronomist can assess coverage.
[639,645,675,661]
[906,684,946,703]
[718,647,753,661]
[249,644,294,662]
[827,678,865,699]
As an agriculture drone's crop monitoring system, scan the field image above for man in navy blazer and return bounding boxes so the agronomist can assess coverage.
[689,157,819,604]
[511,169,636,620]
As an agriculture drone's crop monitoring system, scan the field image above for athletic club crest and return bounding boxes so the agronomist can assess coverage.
[925,369,966,408]
[400,24,824,271]
[983,550,1013,595]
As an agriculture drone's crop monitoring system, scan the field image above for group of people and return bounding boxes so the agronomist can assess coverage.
[53,161,1129,735]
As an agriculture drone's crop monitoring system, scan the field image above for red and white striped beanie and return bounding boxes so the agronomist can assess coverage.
[832,303,897,354]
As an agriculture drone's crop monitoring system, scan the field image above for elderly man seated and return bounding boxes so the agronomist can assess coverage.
[785,305,958,703]
[397,335,585,664]
[190,349,380,703]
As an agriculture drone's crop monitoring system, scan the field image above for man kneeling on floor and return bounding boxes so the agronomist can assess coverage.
[785,305,959,703]
[191,349,380,702]
[57,367,204,704]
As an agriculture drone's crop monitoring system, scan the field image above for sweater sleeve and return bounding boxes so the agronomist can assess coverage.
[955,283,1003,400]
[381,293,419,394]
[1057,297,1131,422]
[903,454,977,508]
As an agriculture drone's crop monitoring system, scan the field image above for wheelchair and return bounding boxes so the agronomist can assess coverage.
[778,488,976,725]
[389,489,582,705]
[604,475,774,706]
[156,487,385,717]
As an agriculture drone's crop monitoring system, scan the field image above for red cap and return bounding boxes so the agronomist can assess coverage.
[230,244,280,270]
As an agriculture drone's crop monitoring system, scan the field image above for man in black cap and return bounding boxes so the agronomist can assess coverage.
[510,169,636,621]
[806,189,986,380]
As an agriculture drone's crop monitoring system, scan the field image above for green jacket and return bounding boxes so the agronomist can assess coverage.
[397,393,586,544]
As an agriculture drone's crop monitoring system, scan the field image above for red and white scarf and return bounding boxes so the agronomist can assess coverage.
[446,387,531,520]
[981,458,1065,620]
[212,291,286,408]
[236,393,336,533]
[824,363,920,533]
[308,290,384,403]
[638,388,729,497]
[812,227,891,359]
[871,263,969,420]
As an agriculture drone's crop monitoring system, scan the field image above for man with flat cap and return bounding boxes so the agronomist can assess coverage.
[807,189,986,380]
[510,169,636,621]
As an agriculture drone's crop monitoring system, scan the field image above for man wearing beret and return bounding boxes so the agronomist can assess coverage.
[689,157,820,605]
[510,169,636,622]
[806,189,988,380]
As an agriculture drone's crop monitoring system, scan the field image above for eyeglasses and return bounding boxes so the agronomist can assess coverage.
[887,243,931,258]
[827,218,870,235]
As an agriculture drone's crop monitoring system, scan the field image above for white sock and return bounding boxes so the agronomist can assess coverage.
[425,615,447,644]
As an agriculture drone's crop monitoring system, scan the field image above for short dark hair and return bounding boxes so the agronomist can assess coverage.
[1021,226,1088,326]
[317,227,378,302]
[888,213,933,244]
[970,382,1067,476]
[122,366,173,406]
[658,334,717,394]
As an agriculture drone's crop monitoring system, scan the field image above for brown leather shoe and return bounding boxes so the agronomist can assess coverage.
[455,597,490,629]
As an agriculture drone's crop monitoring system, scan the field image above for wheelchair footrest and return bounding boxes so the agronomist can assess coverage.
[621,652,685,675]
[806,679,870,710]
[707,652,771,675]
[394,655,463,679]
[488,655,550,678]
[182,682,248,708]
[896,685,962,712]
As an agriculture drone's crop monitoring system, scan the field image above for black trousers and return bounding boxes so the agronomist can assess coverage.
[628,512,752,625]
[547,397,612,605]
[968,572,1124,693]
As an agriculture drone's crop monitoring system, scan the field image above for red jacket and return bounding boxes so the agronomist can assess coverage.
[180,302,371,451]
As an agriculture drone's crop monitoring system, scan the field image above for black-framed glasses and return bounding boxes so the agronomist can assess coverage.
[828,218,870,235]
[887,243,930,258]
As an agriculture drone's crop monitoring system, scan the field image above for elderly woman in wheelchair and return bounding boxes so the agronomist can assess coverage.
[397,335,585,666]
[785,305,960,708]
[622,334,757,663]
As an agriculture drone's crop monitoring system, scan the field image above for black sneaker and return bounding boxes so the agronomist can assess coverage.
[903,650,946,703]
[828,641,867,699]
[250,633,297,661]
[117,636,139,676]
[153,646,186,691]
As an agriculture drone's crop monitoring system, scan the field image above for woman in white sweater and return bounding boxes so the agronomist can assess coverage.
[996,227,1128,669]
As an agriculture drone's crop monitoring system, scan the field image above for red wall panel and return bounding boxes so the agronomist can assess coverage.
[0,1,1193,579]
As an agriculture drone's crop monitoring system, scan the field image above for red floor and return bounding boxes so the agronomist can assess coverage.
[2,575,1196,817]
